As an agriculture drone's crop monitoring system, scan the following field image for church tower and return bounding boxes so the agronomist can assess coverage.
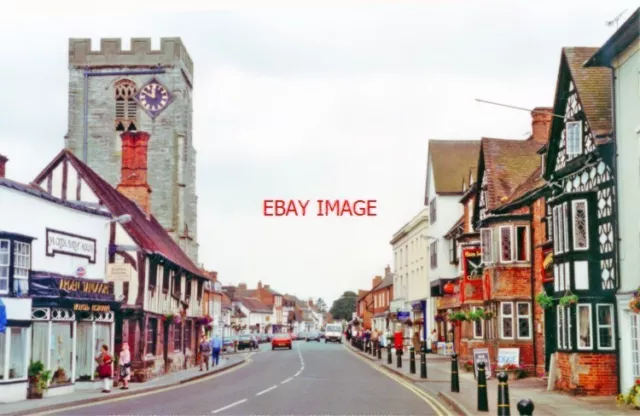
[65,38,199,262]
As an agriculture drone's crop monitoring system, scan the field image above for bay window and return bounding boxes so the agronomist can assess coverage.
[571,200,589,251]
[0,327,28,381]
[557,305,572,349]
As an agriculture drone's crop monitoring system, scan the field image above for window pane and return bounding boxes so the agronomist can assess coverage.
[51,322,72,384]
[598,305,614,348]
[578,305,592,349]
[95,323,111,357]
[9,327,27,379]
[503,318,513,338]
[502,303,512,315]
[557,306,564,348]
[501,227,512,261]
[557,206,564,252]
[516,227,528,261]
[517,303,529,316]
[77,322,93,379]
[32,322,48,366]
[598,305,612,325]
[518,318,530,338]
[573,200,588,250]
[563,203,569,251]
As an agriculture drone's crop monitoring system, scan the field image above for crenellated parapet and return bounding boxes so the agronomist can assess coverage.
[69,37,194,81]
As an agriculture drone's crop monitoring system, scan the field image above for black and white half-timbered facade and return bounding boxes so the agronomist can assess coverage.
[543,47,618,395]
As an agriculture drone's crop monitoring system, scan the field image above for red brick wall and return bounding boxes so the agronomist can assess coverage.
[485,266,531,299]
[555,352,618,396]
[459,339,535,374]
[531,197,547,376]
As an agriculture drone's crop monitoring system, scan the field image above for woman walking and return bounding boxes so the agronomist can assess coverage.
[96,344,113,393]
[119,342,132,390]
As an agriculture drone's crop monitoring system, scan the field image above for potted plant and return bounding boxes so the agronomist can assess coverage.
[497,363,524,380]
[27,361,52,399]
[163,313,176,324]
[535,292,554,309]
[617,379,640,409]
[463,360,474,372]
[52,367,67,384]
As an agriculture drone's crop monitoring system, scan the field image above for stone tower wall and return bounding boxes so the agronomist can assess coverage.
[65,37,199,262]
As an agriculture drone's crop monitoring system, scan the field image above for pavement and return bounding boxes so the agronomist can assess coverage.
[348,342,635,416]
[1,339,455,416]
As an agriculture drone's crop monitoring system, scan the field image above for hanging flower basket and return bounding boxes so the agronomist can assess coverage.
[629,288,640,314]
[482,311,495,320]
[163,313,176,324]
[448,311,467,323]
[559,293,579,307]
[434,315,445,323]
[196,315,214,326]
[535,292,554,310]
[466,309,484,321]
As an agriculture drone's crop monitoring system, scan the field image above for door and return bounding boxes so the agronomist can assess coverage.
[544,305,556,373]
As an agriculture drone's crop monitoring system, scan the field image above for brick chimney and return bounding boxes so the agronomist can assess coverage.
[384,264,391,276]
[530,107,553,144]
[117,131,152,215]
[257,280,263,289]
[264,284,270,289]
[238,283,247,290]
[0,155,7,178]
[372,275,383,288]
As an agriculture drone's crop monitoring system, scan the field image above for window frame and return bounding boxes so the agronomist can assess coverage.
[429,198,437,224]
[499,226,514,263]
[565,121,583,157]
[571,199,589,251]
[557,305,565,349]
[173,322,182,351]
[430,241,438,269]
[449,238,458,264]
[516,302,532,340]
[0,239,9,295]
[576,303,593,351]
[596,304,615,351]
[515,225,529,262]
[480,229,493,264]
[500,302,514,340]
[147,318,158,355]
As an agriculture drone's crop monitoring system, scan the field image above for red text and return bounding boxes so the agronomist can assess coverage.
[317,199,377,217]
[263,199,310,216]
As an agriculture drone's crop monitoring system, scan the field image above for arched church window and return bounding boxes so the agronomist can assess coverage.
[114,80,138,132]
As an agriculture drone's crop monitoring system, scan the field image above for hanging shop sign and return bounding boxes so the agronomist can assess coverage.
[461,248,483,302]
[30,273,115,304]
[45,228,97,264]
[107,264,132,282]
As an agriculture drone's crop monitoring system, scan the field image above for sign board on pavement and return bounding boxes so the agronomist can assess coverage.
[473,348,492,380]
[497,348,520,367]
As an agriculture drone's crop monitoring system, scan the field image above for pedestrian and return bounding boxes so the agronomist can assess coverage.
[430,329,438,353]
[412,330,421,353]
[118,342,131,390]
[95,344,113,393]
[200,334,211,371]
[211,333,222,367]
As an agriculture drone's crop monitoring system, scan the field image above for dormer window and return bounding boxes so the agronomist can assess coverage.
[566,121,583,157]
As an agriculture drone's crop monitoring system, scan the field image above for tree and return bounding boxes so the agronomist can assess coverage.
[316,298,327,313]
[329,291,357,321]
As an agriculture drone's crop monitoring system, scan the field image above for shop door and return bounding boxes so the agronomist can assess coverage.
[544,306,556,373]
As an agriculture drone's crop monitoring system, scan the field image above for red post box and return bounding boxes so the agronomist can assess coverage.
[394,331,403,351]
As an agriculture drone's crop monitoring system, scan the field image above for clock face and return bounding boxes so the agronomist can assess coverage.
[135,78,173,119]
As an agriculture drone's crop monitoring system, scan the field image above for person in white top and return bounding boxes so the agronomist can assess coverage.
[429,329,438,353]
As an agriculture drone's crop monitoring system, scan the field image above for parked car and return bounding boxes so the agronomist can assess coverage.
[298,332,308,341]
[291,333,298,341]
[222,336,235,352]
[237,334,258,351]
[306,331,321,342]
[272,333,293,350]
[319,331,325,339]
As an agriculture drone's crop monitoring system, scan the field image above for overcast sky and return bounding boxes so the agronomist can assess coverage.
[1,0,635,307]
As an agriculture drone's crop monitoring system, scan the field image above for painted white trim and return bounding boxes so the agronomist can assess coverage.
[596,303,616,350]
[576,303,593,351]
[515,302,532,340]
[571,199,589,251]
[0,239,10,295]
[566,120,583,157]
[500,302,514,340]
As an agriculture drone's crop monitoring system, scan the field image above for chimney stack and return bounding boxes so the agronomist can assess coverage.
[257,280,263,289]
[117,131,152,215]
[530,107,553,144]
[384,264,391,276]
[264,284,270,289]
[0,155,7,178]
[372,275,383,288]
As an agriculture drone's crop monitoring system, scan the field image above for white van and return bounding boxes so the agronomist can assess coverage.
[324,324,343,343]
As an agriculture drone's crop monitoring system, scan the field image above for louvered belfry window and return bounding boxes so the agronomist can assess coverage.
[114,80,138,132]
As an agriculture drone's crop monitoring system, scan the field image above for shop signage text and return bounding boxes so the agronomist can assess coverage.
[107,264,132,282]
[46,229,97,264]
[58,278,111,295]
[73,303,110,313]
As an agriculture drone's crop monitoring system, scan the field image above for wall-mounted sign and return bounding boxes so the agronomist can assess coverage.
[107,264,132,282]
[73,303,110,313]
[473,348,492,380]
[46,229,97,264]
[497,348,520,367]
[461,248,483,303]
[58,278,111,295]
[75,267,87,278]
[397,311,411,321]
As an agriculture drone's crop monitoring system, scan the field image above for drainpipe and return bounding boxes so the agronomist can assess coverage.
[530,200,537,376]
[81,67,166,163]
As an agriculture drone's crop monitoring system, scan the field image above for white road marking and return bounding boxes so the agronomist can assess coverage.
[211,398,247,414]
[294,370,301,377]
[256,385,278,396]
[281,377,293,384]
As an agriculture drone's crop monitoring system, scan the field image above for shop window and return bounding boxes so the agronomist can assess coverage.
[500,302,514,339]
[76,322,93,379]
[480,229,493,264]
[147,318,158,355]
[148,263,158,289]
[577,304,593,350]
[515,226,529,262]
[31,323,48,365]
[566,121,583,157]
[500,226,513,263]
[516,302,532,339]
[473,306,484,339]
[174,322,182,351]
[50,322,72,384]
[0,328,28,381]
[572,200,589,251]
[597,304,615,350]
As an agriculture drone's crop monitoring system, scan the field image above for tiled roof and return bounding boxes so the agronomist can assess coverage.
[563,47,613,136]
[239,297,272,313]
[444,215,464,238]
[233,305,246,318]
[357,289,370,301]
[585,9,640,68]
[480,138,542,211]
[221,292,232,309]
[501,167,547,207]
[374,273,394,290]
[428,140,481,195]
[33,150,204,279]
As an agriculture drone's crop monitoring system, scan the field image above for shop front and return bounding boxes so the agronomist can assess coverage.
[29,272,119,396]
[0,297,32,403]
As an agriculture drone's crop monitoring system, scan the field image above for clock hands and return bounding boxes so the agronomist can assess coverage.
[141,84,157,99]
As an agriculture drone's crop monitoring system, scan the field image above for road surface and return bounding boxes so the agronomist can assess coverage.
[38,340,452,415]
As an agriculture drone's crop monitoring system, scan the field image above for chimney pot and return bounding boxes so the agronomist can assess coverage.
[258,280,262,289]
[117,131,152,215]
[0,154,7,178]
[531,107,553,144]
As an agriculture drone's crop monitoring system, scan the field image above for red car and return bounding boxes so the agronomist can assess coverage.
[272,333,293,350]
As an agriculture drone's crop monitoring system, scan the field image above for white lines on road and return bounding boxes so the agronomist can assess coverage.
[294,370,301,377]
[211,398,247,414]
[256,385,278,396]
[281,377,293,384]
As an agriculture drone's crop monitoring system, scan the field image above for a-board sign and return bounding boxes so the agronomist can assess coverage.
[497,348,520,367]
[473,348,492,380]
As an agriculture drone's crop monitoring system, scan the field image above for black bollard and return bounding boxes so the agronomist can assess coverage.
[409,347,416,374]
[420,348,427,379]
[497,372,511,416]
[397,347,403,369]
[378,343,382,360]
[387,345,392,364]
[477,361,489,412]
[516,399,534,416]
[450,353,460,393]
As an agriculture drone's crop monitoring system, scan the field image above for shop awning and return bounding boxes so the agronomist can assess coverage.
[0,298,6,333]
